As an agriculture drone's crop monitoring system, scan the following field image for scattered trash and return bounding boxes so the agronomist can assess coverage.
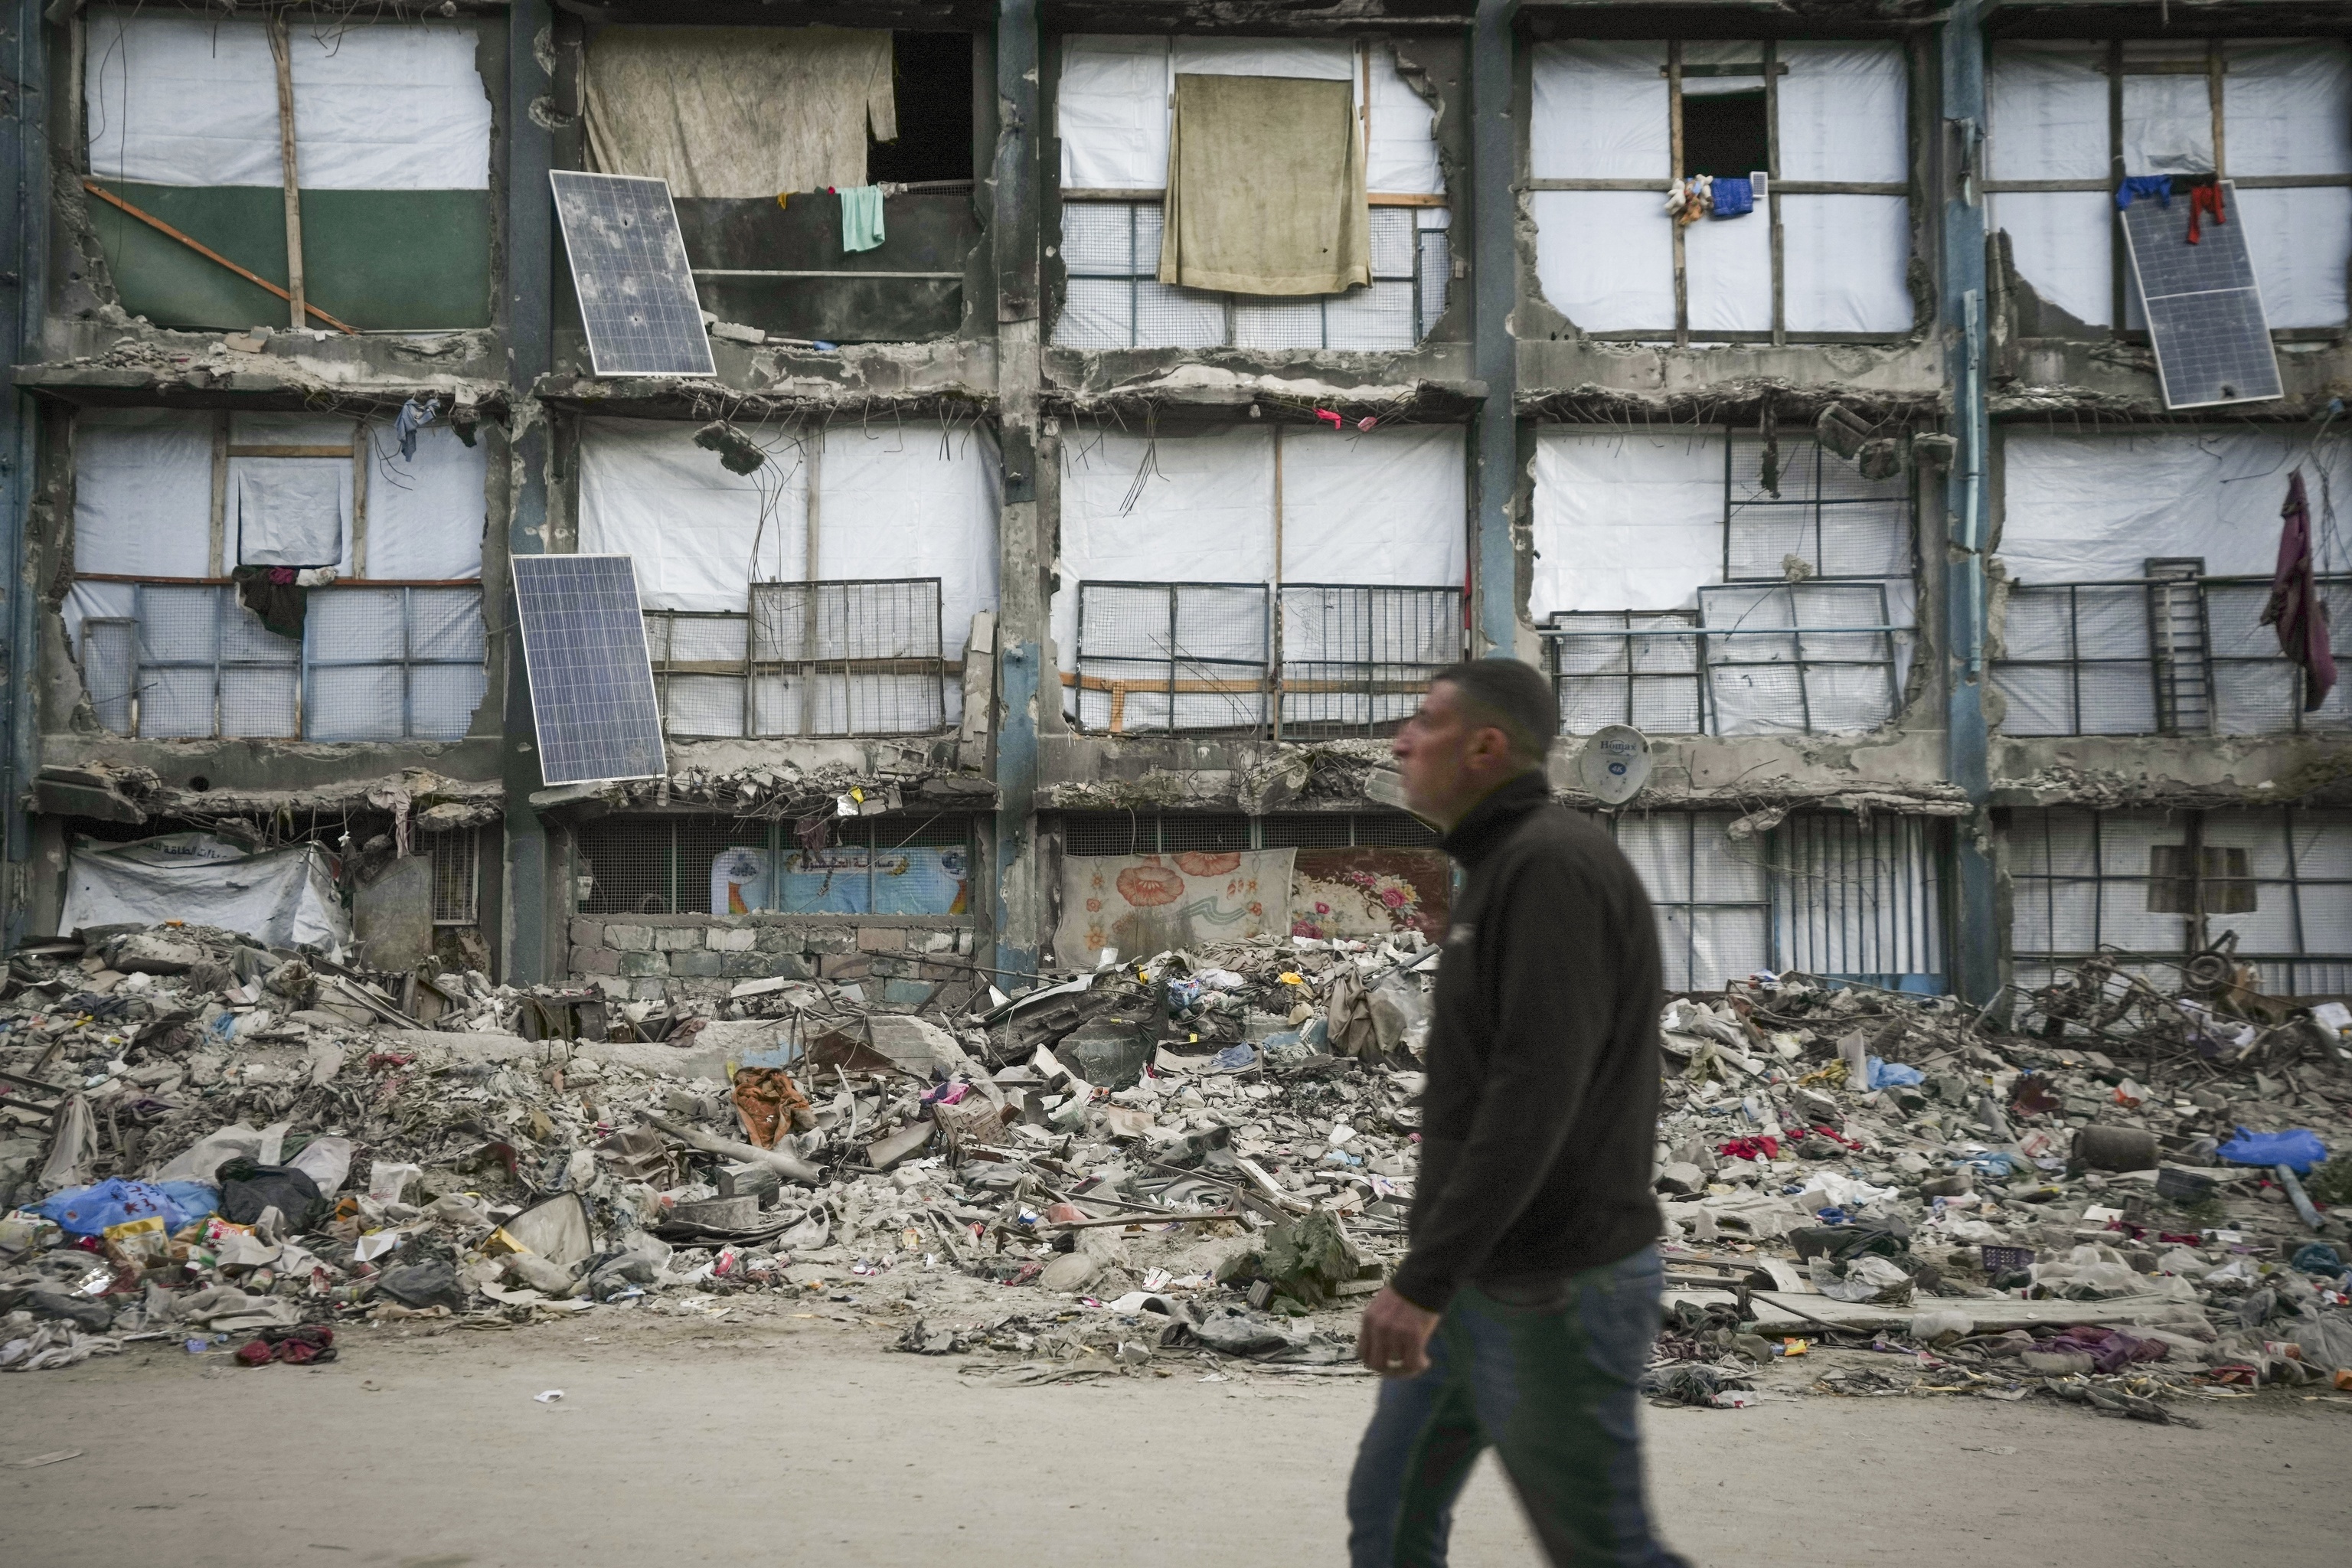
[534,1390,564,1403]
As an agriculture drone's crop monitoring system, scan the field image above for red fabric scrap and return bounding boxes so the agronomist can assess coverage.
[2262,470,2338,710]
[2186,181,2226,243]
[1717,1135,1781,1162]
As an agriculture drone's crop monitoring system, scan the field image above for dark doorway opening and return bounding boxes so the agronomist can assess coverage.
[867,32,975,185]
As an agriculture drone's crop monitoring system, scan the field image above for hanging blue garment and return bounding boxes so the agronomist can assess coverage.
[1710,176,1755,218]
[2114,175,2173,211]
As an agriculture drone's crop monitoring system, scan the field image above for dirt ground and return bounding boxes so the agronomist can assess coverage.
[5,1309,2346,1568]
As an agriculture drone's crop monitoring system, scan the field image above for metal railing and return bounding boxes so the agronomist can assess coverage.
[1066,580,1463,737]
[77,578,484,741]
[1540,581,1905,737]
[1994,573,2350,737]
[642,578,949,740]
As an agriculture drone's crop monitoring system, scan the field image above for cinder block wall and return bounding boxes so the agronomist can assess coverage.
[565,914,981,1011]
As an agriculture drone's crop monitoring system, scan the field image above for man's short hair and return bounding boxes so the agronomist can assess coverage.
[1431,658,1558,764]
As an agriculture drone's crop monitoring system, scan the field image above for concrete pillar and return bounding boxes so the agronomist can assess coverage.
[501,0,554,984]
[0,0,46,950]
[1939,2,2001,1004]
[1471,0,1521,660]
[991,0,1045,981]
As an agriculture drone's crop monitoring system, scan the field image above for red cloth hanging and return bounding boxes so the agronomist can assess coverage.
[2186,181,2226,244]
[2261,469,2338,710]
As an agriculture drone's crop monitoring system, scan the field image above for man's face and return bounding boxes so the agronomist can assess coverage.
[1392,680,1496,825]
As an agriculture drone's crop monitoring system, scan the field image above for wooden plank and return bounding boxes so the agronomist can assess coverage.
[267,17,307,332]
[227,445,354,459]
[1059,188,1446,207]
[1668,40,1687,348]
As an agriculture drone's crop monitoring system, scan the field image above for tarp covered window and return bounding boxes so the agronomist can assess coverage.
[1054,423,1466,733]
[1053,36,1449,350]
[574,417,1000,737]
[1528,41,1913,338]
[83,10,493,330]
[67,407,488,741]
[1987,41,2352,330]
[1530,427,1916,736]
[2007,807,2352,998]
[61,832,348,952]
[1990,429,2352,737]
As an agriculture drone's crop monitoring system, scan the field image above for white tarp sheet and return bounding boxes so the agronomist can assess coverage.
[1529,41,1911,334]
[85,11,492,189]
[576,417,1001,642]
[1530,428,1727,615]
[1052,423,1465,671]
[235,466,343,568]
[60,833,348,952]
[65,407,486,650]
[1057,35,1442,196]
[1998,428,2352,583]
[1988,41,2352,328]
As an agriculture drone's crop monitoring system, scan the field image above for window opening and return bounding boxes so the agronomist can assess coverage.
[1681,90,1770,179]
[575,813,974,917]
[865,32,975,185]
[1059,812,1435,856]
[430,831,480,926]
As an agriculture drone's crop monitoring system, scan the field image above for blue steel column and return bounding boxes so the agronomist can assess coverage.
[0,0,43,950]
[1941,2,2000,1004]
[501,0,554,983]
[991,0,1044,978]
[1471,0,1520,657]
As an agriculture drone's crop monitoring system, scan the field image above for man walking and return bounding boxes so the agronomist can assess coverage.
[1349,659,1687,1568]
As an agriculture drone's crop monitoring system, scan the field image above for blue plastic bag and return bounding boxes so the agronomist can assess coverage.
[1865,1057,1924,1090]
[2217,1126,2328,1174]
[34,1178,218,1237]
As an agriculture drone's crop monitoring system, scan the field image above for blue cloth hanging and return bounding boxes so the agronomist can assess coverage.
[2114,175,2173,211]
[1710,176,1755,219]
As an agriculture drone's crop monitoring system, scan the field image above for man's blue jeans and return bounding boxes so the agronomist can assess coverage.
[1347,1246,1690,1567]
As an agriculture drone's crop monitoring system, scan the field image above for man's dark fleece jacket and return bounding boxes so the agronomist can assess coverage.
[1389,770,1665,1312]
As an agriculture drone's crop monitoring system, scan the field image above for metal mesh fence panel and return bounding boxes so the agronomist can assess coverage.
[1770,812,1944,980]
[750,579,946,737]
[1279,584,1461,736]
[81,618,137,735]
[412,662,487,739]
[1726,435,1910,582]
[430,829,479,924]
[1417,228,1451,338]
[2209,578,2352,735]
[1700,580,1896,736]
[1544,610,1704,734]
[1074,581,1268,733]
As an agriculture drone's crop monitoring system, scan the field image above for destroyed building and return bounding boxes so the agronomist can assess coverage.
[0,0,2344,1015]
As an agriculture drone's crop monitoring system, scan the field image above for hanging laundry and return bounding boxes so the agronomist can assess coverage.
[232,566,305,642]
[839,184,885,253]
[393,396,440,462]
[2186,181,2226,244]
[2261,470,2338,710]
[2113,175,2173,212]
[1710,176,1754,219]
[1664,175,1713,226]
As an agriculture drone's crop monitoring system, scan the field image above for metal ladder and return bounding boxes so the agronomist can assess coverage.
[2145,557,2213,736]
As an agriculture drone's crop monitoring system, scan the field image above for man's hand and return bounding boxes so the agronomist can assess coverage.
[1357,1285,1441,1378]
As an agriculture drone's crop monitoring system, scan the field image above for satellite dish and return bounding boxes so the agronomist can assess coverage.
[1578,726,1652,805]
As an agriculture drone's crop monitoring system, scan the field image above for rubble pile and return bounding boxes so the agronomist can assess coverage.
[5,916,2351,1422]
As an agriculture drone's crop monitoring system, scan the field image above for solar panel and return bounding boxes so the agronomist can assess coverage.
[2118,179,2282,411]
[549,171,717,378]
[511,554,668,786]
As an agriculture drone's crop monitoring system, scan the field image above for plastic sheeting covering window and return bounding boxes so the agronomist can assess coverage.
[1278,584,1462,735]
[1996,574,2351,738]
[234,465,343,569]
[1603,811,1768,992]
[1056,36,1442,197]
[1701,580,1900,737]
[1054,201,1439,351]
[1528,40,1910,335]
[1072,581,1269,733]
[1996,428,2352,583]
[1987,41,2352,330]
[85,11,492,190]
[1053,423,1466,708]
[1530,428,1728,616]
[61,833,348,952]
[87,583,482,741]
[576,418,998,672]
[2007,807,2352,997]
[1726,434,1912,581]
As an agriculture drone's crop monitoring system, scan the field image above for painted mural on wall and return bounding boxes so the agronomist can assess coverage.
[1054,849,1295,965]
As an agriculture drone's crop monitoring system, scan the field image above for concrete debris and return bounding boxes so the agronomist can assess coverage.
[6,920,2350,1419]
